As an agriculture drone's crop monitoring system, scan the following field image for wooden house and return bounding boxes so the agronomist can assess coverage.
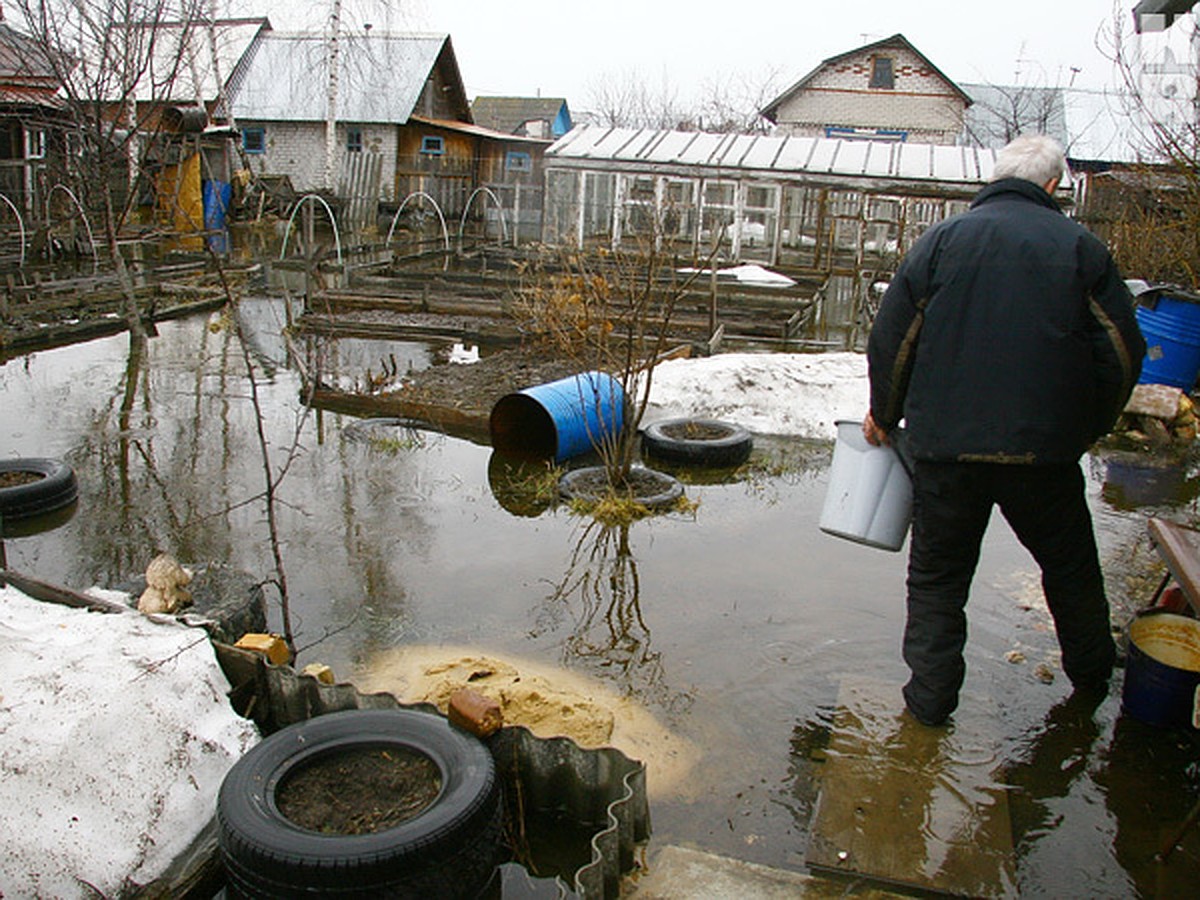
[470,97,573,140]
[760,34,971,145]
[0,19,73,224]
[229,31,549,238]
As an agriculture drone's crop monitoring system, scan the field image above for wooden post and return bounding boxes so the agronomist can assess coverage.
[709,264,718,335]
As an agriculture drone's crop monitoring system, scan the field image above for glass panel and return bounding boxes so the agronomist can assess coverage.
[544,169,580,244]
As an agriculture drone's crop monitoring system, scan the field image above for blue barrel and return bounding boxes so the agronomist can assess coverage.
[1121,613,1200,729]
[489,372,624,462]
[1136,294,1200,389]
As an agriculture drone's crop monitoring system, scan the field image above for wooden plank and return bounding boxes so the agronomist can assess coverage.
[1147,517,1200,614]
[806,676,1015,897]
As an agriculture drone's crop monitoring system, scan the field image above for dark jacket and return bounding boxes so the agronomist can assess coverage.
[867,177,1145,464]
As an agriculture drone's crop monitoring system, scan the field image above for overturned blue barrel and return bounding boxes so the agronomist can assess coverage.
[489,371,624,462]
[1136,291,1200,389]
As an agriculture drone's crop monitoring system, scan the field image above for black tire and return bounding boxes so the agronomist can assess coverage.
[0,458,79,522]
[641,418,753,467]
[559,465,684,510]
[217,709,502,899]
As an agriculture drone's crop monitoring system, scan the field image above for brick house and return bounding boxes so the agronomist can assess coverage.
[759,34,972,145]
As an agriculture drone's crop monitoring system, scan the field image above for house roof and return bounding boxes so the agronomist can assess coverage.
[409,115,550,144]
[1133,0,1199,31]
[231,31,468,125]
[760,33,973,123]
[546,124,998,191]
[470,96,569,134]
[130,17,271,106]
[0,22,60,82]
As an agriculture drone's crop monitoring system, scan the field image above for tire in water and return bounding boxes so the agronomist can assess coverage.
[641,418,753,466]
[0,458,79,521]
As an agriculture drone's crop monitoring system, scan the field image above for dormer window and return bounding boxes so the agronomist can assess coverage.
[870,56,895,89]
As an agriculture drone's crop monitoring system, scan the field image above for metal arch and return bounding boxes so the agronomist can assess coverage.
[385,191,450,253]
[45,185,99,273]
[457,186,509,246]
[279,194,344,266]
[0,193,26,268]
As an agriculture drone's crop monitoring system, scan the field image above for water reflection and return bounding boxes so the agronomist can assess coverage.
[799,679,1015,897]
[536,517,688,714]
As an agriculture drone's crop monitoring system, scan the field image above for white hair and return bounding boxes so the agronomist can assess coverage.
[992,134,1066,186]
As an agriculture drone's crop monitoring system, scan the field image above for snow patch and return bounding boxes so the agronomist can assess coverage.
[645,352,869,441]
[0,588,259,898]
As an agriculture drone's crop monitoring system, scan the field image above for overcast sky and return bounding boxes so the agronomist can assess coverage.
[261,1,1187,109]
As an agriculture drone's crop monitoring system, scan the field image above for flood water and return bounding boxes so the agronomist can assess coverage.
[3,297,1199,897]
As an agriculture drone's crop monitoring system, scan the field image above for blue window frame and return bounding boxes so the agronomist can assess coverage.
[420,135,444,156]
[505,151,532,173]
[242,126,265,154]
[346,127,363,153]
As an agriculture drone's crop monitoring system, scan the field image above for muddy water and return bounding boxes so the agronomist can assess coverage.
[2,300,1199,897]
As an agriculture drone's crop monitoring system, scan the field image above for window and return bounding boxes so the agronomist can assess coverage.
[505,151,532,172]
[346,127,363,153]
[870,56,895,89]
[26,128,45,159]
[420,135,444,156]
[242,127,265,154]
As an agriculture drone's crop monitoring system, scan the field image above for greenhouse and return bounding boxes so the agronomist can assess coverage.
[542,124,1002,274]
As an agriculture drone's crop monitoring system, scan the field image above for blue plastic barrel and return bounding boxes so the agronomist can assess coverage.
[489,372,624,462]
[1136,294,1200,389]
[202,180,232,254]
[1121,613,1200,729]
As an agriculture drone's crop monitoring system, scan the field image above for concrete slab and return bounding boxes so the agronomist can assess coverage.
[625,845,901,898]
[806,677,1015,897]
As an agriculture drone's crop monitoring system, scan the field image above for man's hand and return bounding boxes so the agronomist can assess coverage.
[862,411,890,447]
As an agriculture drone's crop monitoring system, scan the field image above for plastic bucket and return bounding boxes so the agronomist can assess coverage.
[489,371,624,462]
[819,420,913,552]
[1121,613,1200,729]
[1135,295,1200,389]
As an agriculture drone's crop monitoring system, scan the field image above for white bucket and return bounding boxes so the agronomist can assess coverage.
[819,420,913,552]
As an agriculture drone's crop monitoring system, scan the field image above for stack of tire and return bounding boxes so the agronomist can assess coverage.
[217,709,503,899]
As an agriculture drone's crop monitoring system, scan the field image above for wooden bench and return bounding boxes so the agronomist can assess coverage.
[1146,517,1200,615]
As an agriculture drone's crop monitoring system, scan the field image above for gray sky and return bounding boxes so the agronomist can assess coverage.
[262,1,1186,107]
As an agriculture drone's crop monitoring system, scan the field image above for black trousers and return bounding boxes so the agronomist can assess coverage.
[902,460,1116,724]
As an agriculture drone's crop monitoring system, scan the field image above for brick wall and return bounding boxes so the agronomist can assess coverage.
[774,45,966,143]
[242,120,398,200]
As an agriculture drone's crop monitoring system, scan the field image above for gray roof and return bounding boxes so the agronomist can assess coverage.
[471,96,568,134]
[231,31,449,124]
[135,17,270,105]
[547,125,998,189]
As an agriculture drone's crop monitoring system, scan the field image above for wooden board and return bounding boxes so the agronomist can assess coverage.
[806,677,1015,897]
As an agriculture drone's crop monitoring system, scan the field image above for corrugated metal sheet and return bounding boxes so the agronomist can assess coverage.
[135,18,269,105]
[231,32,447,124]
[547,125,997,187]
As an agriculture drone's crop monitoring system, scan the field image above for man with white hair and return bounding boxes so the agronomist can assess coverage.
[863,134,1145,727]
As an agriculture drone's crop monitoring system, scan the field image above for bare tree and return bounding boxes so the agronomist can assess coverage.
[694,66,784,134]
[1082,7,1200,287]
[9,0,208,336]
